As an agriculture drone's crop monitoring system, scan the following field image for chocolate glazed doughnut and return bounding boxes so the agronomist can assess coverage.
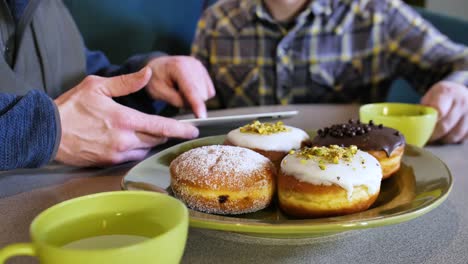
[170,145,276,215]
[311,120,405,179]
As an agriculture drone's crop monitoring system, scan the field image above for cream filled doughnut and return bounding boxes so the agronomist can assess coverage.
[278,145,382,218]
[170,145,275,215]
[224,121,309,167]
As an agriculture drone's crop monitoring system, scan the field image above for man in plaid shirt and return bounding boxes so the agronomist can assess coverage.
[192,0,468,143]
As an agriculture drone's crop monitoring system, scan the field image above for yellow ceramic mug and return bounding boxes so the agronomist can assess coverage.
[0,191,188,264]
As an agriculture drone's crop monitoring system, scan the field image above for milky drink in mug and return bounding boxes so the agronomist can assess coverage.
[0,191,189,264]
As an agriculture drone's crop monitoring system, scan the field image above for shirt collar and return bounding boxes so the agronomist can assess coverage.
[236,0,371,35]
[244,0,373,19]
[241,0,316,25]
[244,0,334,21]
[311,0,333,16]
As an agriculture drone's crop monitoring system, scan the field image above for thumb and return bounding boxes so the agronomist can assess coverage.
[101,67,152,97]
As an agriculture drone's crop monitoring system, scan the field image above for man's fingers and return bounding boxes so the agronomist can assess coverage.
[120,108,199,139]
[430,99,461,141]
[202,66,216,98]
[147,81,185,108]
[441,115,467,144]
[137,115,199,139]
[134,132,169,148]
[175,73,208,118]
[422,92,453,122]
[191,99,208,119]
[147,56,213,118]
[422,86,455,142]
[150,80,207,118]
[101,67,152,97]
[420,87,437,107]
[116,149,152,164]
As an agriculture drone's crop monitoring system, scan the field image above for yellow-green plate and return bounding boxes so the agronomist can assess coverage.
[121,133,452,238]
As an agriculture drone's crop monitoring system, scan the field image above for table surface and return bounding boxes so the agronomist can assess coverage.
[1,104,467,264]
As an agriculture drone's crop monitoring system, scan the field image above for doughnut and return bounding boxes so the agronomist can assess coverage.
[224,121,309,168]
[278,145,382,218]
[310,119,405,179]
[170,145,275,215]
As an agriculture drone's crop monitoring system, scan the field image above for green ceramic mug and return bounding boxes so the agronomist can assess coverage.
[0,191,188,264]
[360,103,438,147]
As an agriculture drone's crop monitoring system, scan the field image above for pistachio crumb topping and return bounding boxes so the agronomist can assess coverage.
[239,120,290,135]
[294,145,358,170]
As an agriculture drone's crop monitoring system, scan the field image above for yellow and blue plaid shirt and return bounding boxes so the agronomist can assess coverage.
[192,0,468,108]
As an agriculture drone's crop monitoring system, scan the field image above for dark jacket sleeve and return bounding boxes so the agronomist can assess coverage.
[0,90,59,170]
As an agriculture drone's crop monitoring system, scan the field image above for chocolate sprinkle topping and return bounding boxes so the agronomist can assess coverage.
[316,120,376,138]
[312,119,405,157]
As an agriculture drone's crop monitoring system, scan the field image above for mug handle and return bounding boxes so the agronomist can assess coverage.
[0,243,36,263]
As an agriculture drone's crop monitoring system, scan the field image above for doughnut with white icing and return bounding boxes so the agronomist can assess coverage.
[278,145,382,218]
[311,120,405,179]
[224,121,310,167]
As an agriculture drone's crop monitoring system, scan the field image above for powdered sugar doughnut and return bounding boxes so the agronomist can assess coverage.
[170,145,275,215]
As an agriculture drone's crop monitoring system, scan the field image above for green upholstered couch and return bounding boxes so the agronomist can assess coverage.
[63,1,468,103]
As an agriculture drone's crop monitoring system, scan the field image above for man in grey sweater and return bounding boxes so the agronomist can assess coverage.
[0,0,215,170]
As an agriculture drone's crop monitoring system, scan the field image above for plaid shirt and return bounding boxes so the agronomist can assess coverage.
[192,0,468,108]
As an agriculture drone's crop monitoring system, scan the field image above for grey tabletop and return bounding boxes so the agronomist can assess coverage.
[0,104,466,264]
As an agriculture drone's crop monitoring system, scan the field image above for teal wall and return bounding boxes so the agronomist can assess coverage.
[64,0,209,63]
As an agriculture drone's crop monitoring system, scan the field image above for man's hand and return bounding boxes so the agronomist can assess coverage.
[54,67,199,167]
[146,56,215,118]
[421,81,468,143]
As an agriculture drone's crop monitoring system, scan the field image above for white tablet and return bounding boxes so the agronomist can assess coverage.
[177,110,298,126]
